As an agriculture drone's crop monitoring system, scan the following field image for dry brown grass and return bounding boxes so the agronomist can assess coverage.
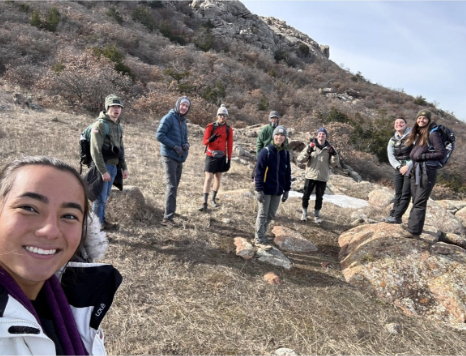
[1,94,466,355]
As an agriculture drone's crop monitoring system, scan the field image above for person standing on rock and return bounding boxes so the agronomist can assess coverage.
[297,127,339,223]
[156,96,191,226]
[91,94,129,230]
[403,109,446,237]
[384,116,413,224]
[256,111,280,156]
[254,125,291,250]
[199,104,234,212]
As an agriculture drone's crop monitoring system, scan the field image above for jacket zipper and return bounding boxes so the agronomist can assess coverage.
[275,149,280,195]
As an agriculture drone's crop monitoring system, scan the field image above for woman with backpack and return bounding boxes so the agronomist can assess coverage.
[198,104,234,212]
[0,156,121,355]
[404,109,447,237]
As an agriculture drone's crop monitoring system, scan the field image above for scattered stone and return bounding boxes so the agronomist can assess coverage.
[437,200,466,214]
[223,218,231,224]
[272,226,318,253]
[256,247,292,269]
[264,272,283,285]
[385,323,403,335]
[273,348,298,356]
[234,237,255,260]
[442,233,466,249]
[321,262,332,268]
[245,130,257,137]
[239,159,249,165]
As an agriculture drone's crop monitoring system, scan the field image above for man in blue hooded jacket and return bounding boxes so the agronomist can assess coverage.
[156,96,191,226]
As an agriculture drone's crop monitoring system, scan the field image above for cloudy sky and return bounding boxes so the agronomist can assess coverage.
[242,1,466,122]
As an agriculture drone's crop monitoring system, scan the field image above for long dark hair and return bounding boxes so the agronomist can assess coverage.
[405,117,431,147]
[0,156,90,247]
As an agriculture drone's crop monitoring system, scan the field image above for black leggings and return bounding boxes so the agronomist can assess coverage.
[302,179,327,210]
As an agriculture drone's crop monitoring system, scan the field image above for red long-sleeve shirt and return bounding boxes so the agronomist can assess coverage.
[202,123,234,160]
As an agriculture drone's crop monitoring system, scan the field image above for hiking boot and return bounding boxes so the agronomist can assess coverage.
[300,211,308,221]
[385,216,402,224]
[314,216,322,224]
[210,200,220,208]
[161,218,176,227]
[198,203,208,212]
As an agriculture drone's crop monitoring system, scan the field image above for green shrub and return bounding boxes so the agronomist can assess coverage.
[132,6,156,31]
[258,96,268,111]
[107,6,123,25]
[202,82,226,105]
[93,44,133,78]
[164,68,190,82]
[159,22,186,45]
[414,95,428,106]
[195,31,213,52]
[30,10,41,28]
[45,6,60,32]
[19,3,30,12]
[274,48,288,63]
[52,62,65,73]
[298,43,310,56]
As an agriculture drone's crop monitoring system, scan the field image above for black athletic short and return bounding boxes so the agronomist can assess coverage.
[205,155,227,173]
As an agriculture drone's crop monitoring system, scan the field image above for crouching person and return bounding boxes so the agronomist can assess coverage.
[297,127,339,223]
[254,126,291,250]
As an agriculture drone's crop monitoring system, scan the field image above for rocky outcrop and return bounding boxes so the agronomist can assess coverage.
[190,0,328,61]
[367,189,394,209]
[339,223,466,323]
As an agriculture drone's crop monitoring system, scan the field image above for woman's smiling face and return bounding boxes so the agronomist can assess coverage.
[0,165,85,299]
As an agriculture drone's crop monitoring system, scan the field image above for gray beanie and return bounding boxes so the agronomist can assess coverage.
[273,125,287,138]
[268,111,280,127]
[217,104,228,116]
[416,109,432,121]
[105,94,124,111]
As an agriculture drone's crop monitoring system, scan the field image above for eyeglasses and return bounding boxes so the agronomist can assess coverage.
[218,114,227,118]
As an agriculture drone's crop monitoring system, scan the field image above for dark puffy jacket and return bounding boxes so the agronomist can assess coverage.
[255,144,291,195]
[156,109,189,162]
[409,122,446,166]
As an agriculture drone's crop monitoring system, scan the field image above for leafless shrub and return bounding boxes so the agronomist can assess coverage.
[37,48,133,113]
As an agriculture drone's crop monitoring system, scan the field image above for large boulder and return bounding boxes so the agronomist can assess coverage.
[437,200,466,214]
[455,206,466,227]
[402,199,464,235]
[339,223,466,323]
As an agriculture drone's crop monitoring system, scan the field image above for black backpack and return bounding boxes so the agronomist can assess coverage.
[79,119,122,173]
[428,124,455,168]
[204,122,230,153]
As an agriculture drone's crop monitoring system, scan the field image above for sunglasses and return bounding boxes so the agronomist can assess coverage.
[218,114,227,118]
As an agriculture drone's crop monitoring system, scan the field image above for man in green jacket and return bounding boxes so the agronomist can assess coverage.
[256,111,280,156]
[91,94,129,229]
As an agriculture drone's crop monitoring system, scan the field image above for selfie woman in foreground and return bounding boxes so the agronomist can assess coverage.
[0,156,121,355]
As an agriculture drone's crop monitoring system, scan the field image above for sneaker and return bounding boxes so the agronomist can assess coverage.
[161,218,176,227]
[384,216,402,224]
[255,243,272,251]
[300,212,308,221]
[314,216,322,224]
[198,203,207,212]
[210,200,220,208]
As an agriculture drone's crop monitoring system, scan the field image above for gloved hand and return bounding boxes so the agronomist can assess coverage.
[307,142,315,154]
[182,143,190,151]
[174,145,184,157]
[282,191,289,202]
[256,191,265,203]
[208,133,220,143]
[328,145,337,156]
[225,160,231,172]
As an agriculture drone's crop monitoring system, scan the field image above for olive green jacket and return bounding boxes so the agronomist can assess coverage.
[90,112,127,175]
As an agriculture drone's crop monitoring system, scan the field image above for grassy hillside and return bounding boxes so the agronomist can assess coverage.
[1,0,466,195]
[1,91,466,354]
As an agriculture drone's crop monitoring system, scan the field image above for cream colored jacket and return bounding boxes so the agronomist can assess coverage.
[297,140,339,182]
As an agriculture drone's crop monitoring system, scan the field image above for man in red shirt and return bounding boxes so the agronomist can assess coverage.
[199,104,234,212]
